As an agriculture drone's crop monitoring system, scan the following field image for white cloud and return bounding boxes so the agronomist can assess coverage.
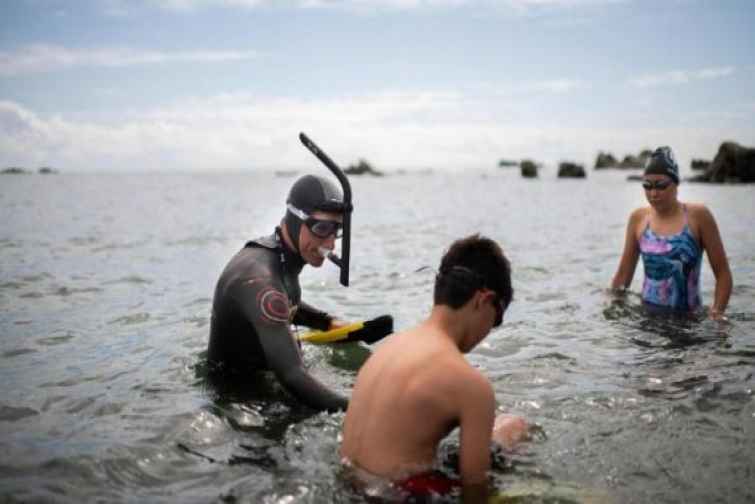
[696,66,735,80]
[532,78,585,93]
[143,0,621,11]
[0,45,258,76]
[2,91,751,173]
[630,66,735,88]
[147,0,266,10]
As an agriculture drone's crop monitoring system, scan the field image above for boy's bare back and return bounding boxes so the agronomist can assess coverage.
[340,319,495,479]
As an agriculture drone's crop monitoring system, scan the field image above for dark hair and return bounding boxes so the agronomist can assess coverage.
[433,234,513,310]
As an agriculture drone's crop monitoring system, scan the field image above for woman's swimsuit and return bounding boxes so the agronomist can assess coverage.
[639,205,702,311]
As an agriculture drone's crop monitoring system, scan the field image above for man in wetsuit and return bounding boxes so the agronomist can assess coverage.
[207,174,350,412]
[340,234,529,502]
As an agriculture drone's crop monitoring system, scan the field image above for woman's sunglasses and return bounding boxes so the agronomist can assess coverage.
[642,179,673,191]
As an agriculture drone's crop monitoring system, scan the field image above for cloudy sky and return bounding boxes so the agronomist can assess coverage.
[1,0,753,172]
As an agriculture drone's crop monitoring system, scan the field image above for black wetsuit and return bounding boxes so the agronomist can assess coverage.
[207,228,348,412]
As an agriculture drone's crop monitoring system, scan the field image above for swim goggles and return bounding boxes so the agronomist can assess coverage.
[642,179,673,191]
[287,203,343,239]
[442,265,504,327]
[491,293,504,327]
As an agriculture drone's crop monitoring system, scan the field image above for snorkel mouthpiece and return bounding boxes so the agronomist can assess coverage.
[299,132,353,287]
[326,251,343,268]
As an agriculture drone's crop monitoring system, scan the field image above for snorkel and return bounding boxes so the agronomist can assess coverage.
[299,132,353,287]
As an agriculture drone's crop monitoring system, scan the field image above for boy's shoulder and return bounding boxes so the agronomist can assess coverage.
[431,354,493,400]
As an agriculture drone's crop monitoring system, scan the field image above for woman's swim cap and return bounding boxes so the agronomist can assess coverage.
[644,146,680,184]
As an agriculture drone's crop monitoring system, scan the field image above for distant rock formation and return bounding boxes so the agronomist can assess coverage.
[619,150,652,169]
[274,170,298,177]
[520,159,538,178]
[1,167,30,174]
[595,149,652,169]
[344,159,384,176]
[558,162,586,178]
[690,159,711,171]
[498,159,518,168]
[595,152,618,169]
[2,166,59,174]
[689,142,755,183]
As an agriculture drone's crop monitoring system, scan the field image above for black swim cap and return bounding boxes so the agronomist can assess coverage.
[284,175,344,252]
[644,146,680,185]
[287,174,345,214]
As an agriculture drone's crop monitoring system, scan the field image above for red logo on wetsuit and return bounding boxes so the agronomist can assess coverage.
[257,286,290,324]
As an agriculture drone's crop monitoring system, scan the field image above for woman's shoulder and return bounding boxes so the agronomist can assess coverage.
[683,201,715,221]
[683,201,710,212]
[628,206,650,223]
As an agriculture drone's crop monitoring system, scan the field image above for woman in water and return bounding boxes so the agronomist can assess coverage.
[611,146,732,319]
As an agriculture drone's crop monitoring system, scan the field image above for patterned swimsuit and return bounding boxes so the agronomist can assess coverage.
[639,206,703,311]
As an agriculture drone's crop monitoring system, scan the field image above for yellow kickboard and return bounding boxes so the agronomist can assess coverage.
[298,321,365,343]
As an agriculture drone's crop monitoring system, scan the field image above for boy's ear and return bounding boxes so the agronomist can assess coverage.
[473,290,486,309]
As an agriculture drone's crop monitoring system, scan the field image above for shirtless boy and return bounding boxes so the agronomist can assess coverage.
[340,234,528,502]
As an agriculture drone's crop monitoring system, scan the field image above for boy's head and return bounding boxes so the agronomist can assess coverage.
[433,234,513,327]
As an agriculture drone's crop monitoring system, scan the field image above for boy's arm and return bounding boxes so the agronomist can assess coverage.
[457,373,496,504]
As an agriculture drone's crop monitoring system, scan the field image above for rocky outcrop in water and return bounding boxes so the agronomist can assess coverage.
[520,160,538,178]
[595,152,618,169]
[690,159,711,171]
[594,149,652,169]
[619,150,652,169]
[689,142,755,183]
[2,166,58,174]
[345,159,384,176]
[498,159,518,167]
[1,167,30,174]
[558,162,586,178]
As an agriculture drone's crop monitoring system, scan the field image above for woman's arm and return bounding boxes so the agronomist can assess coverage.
[611,209,643,290]
[697,205,732,317]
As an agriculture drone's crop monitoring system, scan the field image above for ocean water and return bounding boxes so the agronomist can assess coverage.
[1,169,753,503]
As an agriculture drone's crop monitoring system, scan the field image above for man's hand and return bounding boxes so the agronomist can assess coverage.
[328,319,350,331]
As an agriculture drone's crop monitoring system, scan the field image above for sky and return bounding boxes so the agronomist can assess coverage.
[1,0,754,173]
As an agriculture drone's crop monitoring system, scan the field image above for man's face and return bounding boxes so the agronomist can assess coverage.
[298,210,343,267]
